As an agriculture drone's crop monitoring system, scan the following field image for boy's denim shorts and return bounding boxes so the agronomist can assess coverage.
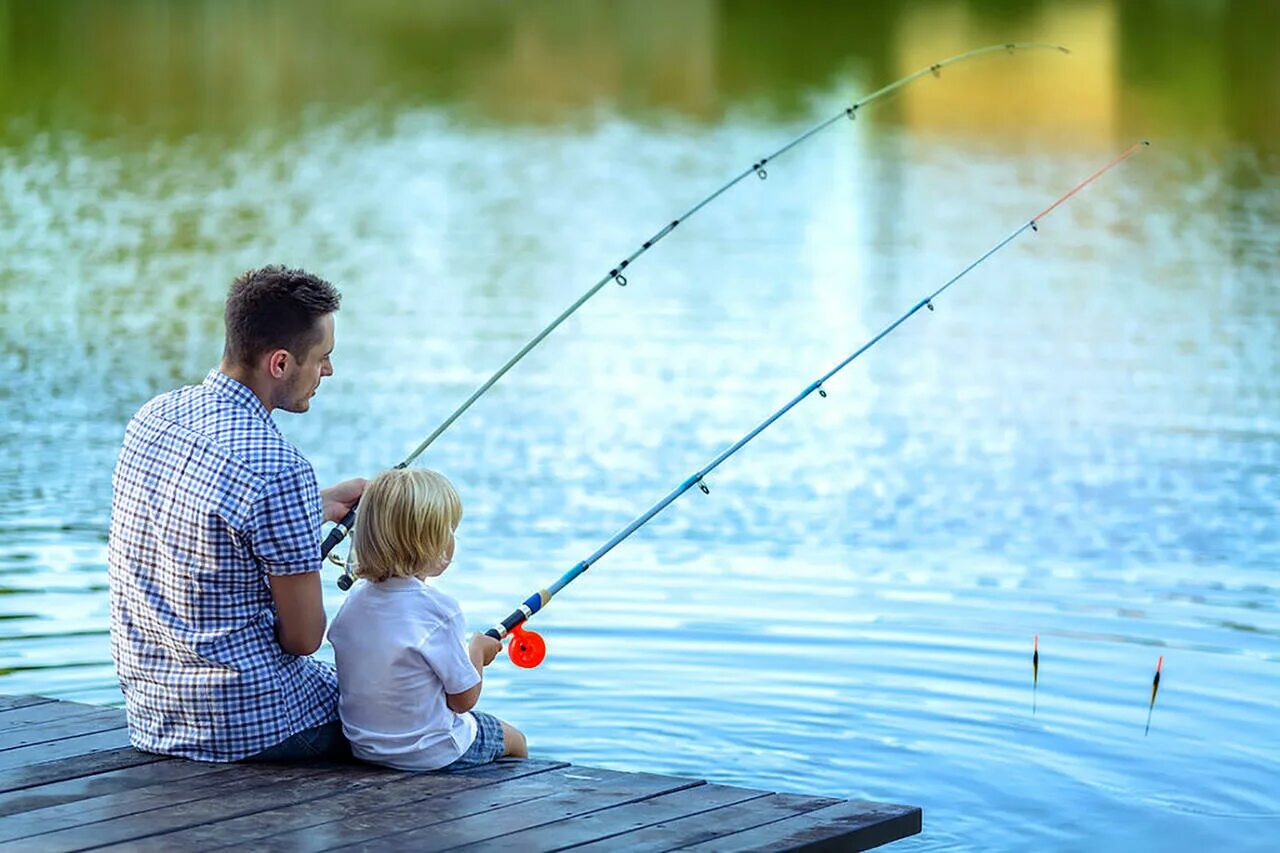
[443,711,505,771]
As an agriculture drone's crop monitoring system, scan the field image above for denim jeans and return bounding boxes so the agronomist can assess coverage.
[242,719,351,763]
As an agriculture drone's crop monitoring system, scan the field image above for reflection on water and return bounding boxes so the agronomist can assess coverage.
[1,2,1278,851]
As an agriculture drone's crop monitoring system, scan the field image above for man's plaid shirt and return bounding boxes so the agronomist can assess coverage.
[108,369,338,761]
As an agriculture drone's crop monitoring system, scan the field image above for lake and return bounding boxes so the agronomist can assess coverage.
[1,2,1277,850]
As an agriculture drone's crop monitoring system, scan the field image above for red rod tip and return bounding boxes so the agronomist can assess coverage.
[1156,656,1163,673]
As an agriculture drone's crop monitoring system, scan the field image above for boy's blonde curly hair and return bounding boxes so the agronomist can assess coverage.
[352,468,462,582]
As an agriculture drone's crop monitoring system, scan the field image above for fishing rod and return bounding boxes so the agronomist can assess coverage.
[325,42,1071,583]
[485,141,1150,668]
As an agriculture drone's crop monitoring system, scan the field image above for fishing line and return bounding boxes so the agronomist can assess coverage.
[325,42,1071,582]
[484,141,1150,667]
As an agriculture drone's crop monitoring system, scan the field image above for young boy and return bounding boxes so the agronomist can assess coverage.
[327,468,527,771]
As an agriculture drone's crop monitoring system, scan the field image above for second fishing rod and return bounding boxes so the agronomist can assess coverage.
[484,141,1151,668]
[324,42,1070,580]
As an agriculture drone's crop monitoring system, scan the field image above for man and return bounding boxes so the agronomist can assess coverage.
[108,265,365,762]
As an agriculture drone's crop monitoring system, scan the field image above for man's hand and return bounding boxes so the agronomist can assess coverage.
[320,477,366,524]
[469,633,502,668]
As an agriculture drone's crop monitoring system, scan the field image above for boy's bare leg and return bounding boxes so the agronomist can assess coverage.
[499,720,528,758]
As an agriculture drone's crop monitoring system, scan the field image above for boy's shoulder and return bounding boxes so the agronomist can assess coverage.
[418,582,465,621]
[341,577,464,623]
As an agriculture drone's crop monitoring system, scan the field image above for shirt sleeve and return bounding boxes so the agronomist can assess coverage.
[419,613,481,695]
[245,461,324,576]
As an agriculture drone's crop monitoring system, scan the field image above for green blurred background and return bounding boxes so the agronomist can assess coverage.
[1,0,1276,148]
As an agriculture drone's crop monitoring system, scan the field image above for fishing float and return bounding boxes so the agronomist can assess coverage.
[485,142,1152,666]
[1033,634,1040,714]
[325,42,1072,584]
[1145,655,1163,735]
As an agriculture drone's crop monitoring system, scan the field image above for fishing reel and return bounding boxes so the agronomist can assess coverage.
[506,623,546,669]
[327,550,355,590]
[486,622,546,668]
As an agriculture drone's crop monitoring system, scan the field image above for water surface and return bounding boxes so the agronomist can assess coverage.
[1,2,1277,850]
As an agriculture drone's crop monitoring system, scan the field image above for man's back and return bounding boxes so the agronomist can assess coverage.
[108,369,337,761]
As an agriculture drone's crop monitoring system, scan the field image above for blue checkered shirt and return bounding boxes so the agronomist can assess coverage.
[108,369,338,761]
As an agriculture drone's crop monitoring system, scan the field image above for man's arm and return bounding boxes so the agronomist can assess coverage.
[265,476,364,655]
[269,571,327,655]
[247,464,364,656]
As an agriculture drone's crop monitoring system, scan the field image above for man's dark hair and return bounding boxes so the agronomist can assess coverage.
[223,265,341,367]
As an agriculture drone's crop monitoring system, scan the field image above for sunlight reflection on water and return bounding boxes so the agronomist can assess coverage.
[1,4,1279,849]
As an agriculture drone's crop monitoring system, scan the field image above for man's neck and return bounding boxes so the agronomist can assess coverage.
[218,361,275,413]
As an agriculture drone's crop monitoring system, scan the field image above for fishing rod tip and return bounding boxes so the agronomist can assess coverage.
[1057,45,1072,54]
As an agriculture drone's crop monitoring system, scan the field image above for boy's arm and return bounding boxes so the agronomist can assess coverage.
[445,633,501,713]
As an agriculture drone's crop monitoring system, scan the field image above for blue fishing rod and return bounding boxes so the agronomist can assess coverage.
[486,141,1151,667]
[326,42,1071,585]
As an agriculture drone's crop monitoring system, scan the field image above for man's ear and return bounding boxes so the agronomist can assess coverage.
[266,349,290,379]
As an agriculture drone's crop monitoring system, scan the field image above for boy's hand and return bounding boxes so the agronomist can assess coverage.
[469,633,502,667]
[320,478,367,524]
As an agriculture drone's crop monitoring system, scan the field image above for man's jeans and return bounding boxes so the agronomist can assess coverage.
[242,720,350,763]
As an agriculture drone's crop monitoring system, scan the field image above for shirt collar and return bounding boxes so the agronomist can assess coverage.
[202,369,275,426]
[372,576,428,591]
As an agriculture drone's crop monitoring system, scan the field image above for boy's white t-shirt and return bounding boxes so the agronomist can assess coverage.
[327,576,481,771]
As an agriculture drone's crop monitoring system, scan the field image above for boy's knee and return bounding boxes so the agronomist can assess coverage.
[502,722,528,758]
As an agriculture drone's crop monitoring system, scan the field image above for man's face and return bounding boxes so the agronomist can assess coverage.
[276,313,335,414]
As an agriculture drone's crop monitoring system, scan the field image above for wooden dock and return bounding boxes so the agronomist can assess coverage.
[0,694,920,851]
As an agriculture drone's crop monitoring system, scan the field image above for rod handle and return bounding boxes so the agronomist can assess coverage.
[484,589,550,643]
[321,507,357,558]
[487,609,526,639]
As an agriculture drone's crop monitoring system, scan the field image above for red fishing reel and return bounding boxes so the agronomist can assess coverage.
[507,623,546,668]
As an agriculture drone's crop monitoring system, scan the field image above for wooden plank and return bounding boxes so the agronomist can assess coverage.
[0,708,128,752]
[0,698,923,852]
[447,782,775,853]
[104,758,571,852]
[0,758,229,819]
[565,793,842,853]
[332,767,704,852]
[0,728,134,772]
[677,799,923,852]
[0,748,164,796]
[0,763,246,844]
[0,700,112,730]
[7,761,384,852]
[0,697,56,714]
[26,756,493,852]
